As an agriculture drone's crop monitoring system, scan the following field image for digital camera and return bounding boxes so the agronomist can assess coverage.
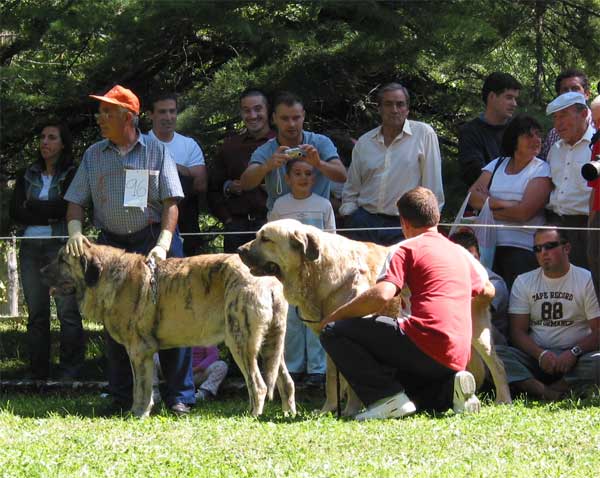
[581,155,600,181]
[284,147,306,159]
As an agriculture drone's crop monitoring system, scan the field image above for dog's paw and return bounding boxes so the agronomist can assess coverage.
[342,404,362,417]
[319,401,338,414]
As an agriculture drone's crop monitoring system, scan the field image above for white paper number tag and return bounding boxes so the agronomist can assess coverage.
[124,169,149,208]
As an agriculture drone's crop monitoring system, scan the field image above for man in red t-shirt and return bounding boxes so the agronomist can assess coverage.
[319,187,494,420]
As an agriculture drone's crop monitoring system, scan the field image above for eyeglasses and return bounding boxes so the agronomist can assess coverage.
[533,241,566,253]
[382,101,408,109]
[95,112,112,121]
[94,111,123,121]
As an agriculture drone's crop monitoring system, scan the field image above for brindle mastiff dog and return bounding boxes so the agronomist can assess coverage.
[41,243,295,418]
[238,219,511,416]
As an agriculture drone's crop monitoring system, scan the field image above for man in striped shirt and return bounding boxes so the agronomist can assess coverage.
[64,85,195,416]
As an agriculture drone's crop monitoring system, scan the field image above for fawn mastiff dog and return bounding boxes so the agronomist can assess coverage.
[41,243,295,418]
[238,219,511,416]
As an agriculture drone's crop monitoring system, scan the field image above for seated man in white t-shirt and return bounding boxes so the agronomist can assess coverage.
[147,92,207,256]
[497,227,600,400]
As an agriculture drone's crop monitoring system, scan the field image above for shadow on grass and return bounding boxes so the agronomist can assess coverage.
[0,388,333,421]
[512,390,600,411]
[3,389,596,422]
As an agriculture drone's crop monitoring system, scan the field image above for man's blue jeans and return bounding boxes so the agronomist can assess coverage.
[344,207,404,246]
[97,225,195,408]
[284,306,326,375]
[19,239,84,379]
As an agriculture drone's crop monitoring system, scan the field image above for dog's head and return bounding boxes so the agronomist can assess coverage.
[237,219,322,280]
[41,243,103,296]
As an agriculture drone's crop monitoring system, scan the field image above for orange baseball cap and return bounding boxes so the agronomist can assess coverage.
[89,85,140,114]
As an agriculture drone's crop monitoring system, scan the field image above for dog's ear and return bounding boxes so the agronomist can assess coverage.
[290,230,320,262]
[80,255,102,287]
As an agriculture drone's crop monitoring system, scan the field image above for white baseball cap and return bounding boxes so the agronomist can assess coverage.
[546,91,587,115]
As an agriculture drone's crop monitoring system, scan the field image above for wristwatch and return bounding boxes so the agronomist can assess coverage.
[570,345,583,357]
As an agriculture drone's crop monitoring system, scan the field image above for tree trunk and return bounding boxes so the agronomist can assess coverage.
[533,0,547,106]
[6,238,19,317]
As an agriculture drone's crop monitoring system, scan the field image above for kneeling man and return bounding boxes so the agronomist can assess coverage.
[497,227,600,400]
[320,187,492,420]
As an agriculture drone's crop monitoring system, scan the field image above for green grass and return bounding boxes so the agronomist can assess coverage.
[0,393,599,478]
[2,320,599,477]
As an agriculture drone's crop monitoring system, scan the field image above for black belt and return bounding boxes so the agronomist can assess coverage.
[545,211,588,223]
[376,213,400,221]
[101,223,159,246]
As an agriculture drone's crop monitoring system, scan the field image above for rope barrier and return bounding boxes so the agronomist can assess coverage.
[2,221,600,241]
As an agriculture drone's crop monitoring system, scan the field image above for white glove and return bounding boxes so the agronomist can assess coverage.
[65,220,90,256]
[147,230,172,263]
[338,202,358,217]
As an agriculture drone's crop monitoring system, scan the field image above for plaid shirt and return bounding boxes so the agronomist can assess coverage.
[65,132,183,235]
[540,128,561,160]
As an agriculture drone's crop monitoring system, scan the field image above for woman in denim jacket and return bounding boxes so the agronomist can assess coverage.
[9,122,85,380]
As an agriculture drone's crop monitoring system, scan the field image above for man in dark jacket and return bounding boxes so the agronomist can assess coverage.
[458,72,521,187]
[207,89,275,252]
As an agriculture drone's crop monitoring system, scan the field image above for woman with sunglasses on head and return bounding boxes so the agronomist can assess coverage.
[9,121,85,380]
[468,114,553,289]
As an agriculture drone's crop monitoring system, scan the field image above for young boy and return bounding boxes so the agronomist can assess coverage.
[449,230,509,345]
[268,158,336,387]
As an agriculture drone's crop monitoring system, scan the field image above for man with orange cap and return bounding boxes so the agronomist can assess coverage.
[64,84,195,415]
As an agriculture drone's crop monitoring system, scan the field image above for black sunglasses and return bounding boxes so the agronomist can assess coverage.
[533,241,566,253]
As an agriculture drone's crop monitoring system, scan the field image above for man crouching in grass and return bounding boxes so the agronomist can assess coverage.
[319,187,494,420]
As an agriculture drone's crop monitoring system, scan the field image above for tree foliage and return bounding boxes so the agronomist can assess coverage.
[1,0,599,232]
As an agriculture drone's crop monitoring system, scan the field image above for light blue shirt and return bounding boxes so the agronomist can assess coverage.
[249,131,339,210]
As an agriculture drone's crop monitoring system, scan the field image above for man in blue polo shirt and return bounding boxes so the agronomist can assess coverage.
[240,91,347,210]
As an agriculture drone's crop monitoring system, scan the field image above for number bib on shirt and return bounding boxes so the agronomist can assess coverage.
[124,169,149,208]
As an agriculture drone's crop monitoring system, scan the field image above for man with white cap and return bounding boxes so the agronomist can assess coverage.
[64,84,195,415]
[545,91,594,269]
[539,68,592,160]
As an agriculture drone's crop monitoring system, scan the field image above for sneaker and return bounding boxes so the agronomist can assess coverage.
[170,402,191,416]
[354,391,416,421]
[452,371,480,414]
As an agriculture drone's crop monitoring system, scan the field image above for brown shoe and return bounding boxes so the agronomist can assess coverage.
[170,402,191,416]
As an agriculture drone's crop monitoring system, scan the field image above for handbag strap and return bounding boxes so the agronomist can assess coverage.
[487,156,507,189]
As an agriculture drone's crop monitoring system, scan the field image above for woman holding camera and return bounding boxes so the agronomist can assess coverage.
[9,121,85,380]
[468,114,553,289]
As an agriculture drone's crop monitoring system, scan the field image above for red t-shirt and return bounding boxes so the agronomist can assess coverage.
[378,231,485,371]
[587,140,600,212]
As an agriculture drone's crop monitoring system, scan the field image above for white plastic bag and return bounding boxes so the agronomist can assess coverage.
[473,198,497,269]
[450,194,497,269]
[449,192,474,237]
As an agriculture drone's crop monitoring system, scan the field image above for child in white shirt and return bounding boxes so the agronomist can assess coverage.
[269,159,336,387]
